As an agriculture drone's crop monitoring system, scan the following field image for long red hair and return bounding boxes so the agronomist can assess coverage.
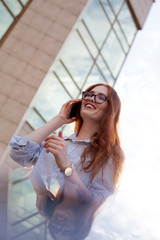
[75,83,125,188]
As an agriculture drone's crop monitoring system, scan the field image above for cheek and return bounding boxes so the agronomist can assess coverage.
[97,105,108,118]
[79,102,87,116]
[98,103,108,112]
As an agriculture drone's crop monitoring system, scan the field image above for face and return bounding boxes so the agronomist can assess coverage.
[80,85,109,123]
[49,202,77,240]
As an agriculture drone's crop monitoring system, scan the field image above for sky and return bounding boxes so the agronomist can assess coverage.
[87,1,160,239]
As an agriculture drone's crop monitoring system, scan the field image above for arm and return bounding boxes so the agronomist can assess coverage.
[9,99,80,167]
[28,99,81,144]
[44,132,93,203]
[30,168,57,216]
[10,136,43,167]
[64,170,93,202]
[44,133,115,205]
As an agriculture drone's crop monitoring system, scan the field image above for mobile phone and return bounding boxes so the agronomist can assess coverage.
[67,102,81,119]
[43,196,60,219]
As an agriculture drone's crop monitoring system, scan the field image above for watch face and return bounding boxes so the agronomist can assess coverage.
[64,167,73,176]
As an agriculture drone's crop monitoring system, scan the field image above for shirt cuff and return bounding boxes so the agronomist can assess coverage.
[10,135,30,148]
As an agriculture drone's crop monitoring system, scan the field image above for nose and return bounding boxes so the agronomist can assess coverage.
[90,96,95,103]
[86,95,95,102]
[53,222,64,232]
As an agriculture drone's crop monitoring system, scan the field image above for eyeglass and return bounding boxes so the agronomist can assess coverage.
[82,91,110,104]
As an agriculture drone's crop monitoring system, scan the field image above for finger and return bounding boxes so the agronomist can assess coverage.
[45,142,62,151]
[58,131,63,139]
[65,98,82,106]
[44,134,64,142]
[44,139,65,148]
[45,147,58,155]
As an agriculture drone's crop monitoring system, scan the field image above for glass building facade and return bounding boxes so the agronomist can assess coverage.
[4,0,138,239]
[0,0,31,43]
[26,0,137,135]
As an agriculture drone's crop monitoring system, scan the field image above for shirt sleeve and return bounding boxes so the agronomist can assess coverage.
[88,158,115,206]
[9,135,43,168]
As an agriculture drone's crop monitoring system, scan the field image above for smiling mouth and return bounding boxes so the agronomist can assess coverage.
[85,103,96,109]
[55,213,67,222]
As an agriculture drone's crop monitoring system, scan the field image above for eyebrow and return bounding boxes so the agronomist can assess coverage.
[90,90,107,97]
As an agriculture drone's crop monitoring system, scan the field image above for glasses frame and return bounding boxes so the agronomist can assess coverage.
[82,91,110,104]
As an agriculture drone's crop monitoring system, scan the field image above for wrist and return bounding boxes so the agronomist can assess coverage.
[52,115,65,128]
[61,162,74,177]
[60,160,71,172]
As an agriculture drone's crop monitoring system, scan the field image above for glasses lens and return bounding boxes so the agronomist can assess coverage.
[96,94,106,103]
[82,91,92,99]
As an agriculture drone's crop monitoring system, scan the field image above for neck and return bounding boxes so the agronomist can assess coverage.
[76,120,99,140]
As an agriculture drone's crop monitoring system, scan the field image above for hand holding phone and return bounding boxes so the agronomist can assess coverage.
[43,196,61,219]
[66,102,81,119]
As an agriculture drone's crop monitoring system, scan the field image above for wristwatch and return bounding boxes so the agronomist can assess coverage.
[64,163,74,177]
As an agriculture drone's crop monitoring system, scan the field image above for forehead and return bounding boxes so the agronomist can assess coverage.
[91,85,108,95]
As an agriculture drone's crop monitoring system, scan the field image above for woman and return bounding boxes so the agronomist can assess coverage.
[10,83,124,238]
[45,176,96,240]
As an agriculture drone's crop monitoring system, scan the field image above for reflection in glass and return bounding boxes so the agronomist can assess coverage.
[27,109,46,130]
[83,0,111,48]
[8,167,53,240]
[0,0,29,41]
[113,21,129,53]
[100,0,115,23]
[21,0,29,5]
[109,0,124,15]
[78,20,98,58]
[34,75,70,122]
[97,55,115,85]
[62,31,93,88]
[4,0,22,16]
[8,176,37,232]
[54,61,80,99]
[82,64,106,90]
[30,167,101,240]
[8,0,139,239]
[102,30,125,78]
[0,1,14,39]
[118,2,137,45]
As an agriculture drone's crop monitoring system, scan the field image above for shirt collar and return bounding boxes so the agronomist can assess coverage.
[64,132,90,143]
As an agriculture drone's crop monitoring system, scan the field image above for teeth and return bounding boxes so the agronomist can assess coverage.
[86,104,94,109]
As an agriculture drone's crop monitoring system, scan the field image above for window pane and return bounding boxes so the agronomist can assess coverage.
[109,0,124,15]
[102,30,125,78]
[34,74,71,122]
[4,0,22,16]
[83,0,111,48]
[78,20,98,58]
[21,0,29,5]
[118,3,137,45]
[97,55,115,86]
[0,2,14,39]
[27,109,46,130]
[82,65,106,91]
[113,21,129,53]
[9,177,45,239]
[101,0,115,23]
[9,176,37,224]
[61,31,93,88]
[54,61,80,99]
